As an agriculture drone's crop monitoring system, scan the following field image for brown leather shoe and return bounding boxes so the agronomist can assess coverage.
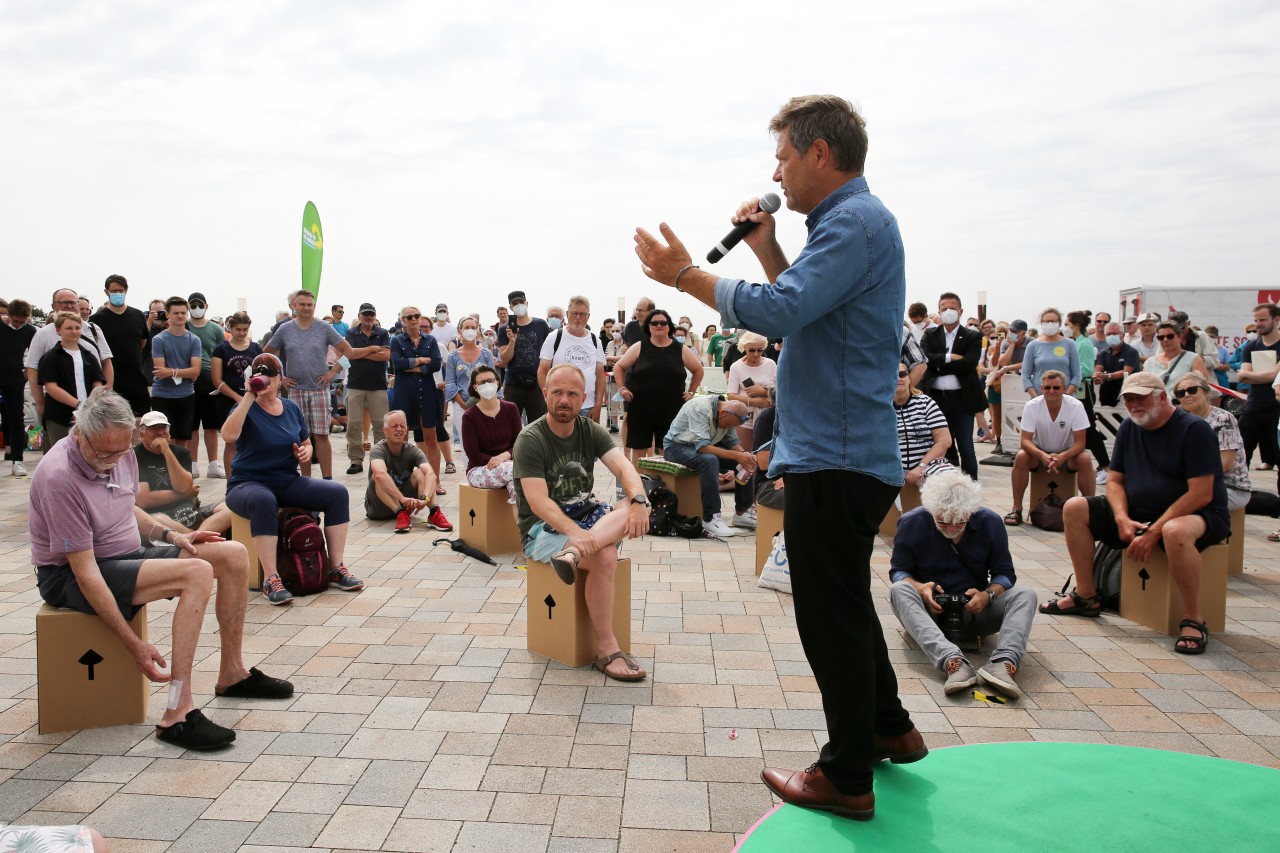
[760,764,874,821]
[872,727,928,764]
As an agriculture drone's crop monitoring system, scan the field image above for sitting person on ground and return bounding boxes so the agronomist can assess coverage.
[462,364,523,505]
[37,311,106,448]
[30,388,292,750]
[893,360,953,488]
[1004,369,1096,526]
[661,395,756,537]
[134,411,232,535]
[514,364,650,681]
[366,409,453,533]
[222,354,364,606]
[1039,372,1229,654]
[889,470,1035,700]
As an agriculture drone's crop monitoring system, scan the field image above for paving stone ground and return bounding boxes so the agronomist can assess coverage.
[2,435,1279,851]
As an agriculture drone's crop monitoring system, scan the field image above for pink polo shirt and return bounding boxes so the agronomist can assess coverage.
[29,432,142,566]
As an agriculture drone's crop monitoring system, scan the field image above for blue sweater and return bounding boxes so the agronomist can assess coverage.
[889,507,1016,593]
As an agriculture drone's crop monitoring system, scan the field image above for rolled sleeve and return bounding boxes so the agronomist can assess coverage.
[715,278,744,330]
[990,573,1016,591]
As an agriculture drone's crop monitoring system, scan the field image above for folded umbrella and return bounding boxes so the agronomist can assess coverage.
[433,536,498,566]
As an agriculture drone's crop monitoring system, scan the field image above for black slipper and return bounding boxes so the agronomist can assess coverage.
[155,709,236,751]
[215,667,295,699]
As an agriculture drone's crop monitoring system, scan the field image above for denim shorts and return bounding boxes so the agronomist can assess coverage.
[522,504,613,563]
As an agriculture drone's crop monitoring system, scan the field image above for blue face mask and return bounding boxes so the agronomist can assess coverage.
[1106,335,1122,347]
[675,336,686,344]
[547,317,562,330]
[108,292,126,307]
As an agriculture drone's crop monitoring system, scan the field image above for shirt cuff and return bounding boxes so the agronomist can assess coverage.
[714,278,742,329]
[990,574,1015,591]
[889,570,911,584]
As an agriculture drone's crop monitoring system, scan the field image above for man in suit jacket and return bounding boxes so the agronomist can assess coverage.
[918,292,985,479]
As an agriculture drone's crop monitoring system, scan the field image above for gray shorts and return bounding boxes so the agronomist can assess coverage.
[36,545,181,621]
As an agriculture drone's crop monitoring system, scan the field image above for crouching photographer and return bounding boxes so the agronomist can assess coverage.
[887,469,1036,700]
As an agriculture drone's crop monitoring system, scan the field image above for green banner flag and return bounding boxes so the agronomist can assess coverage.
[301,201,323,297]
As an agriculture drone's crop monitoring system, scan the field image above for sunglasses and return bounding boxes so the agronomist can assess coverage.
[402,314,421,321]
[898,370,909,378]
[649,321,669,327]
[745,348,765,354]
[252,364,280,378]
[1173,387,1203,399]
[1042,385,1064,392]
[1156,333,1177,341]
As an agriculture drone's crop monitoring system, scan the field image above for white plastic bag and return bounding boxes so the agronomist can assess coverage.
[757,531,791,595]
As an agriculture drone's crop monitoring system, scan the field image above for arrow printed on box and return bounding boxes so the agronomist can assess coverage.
[469,509,476,526]
[1139,567,1151,591]
[544,594,556,620]
[79,649,103,680]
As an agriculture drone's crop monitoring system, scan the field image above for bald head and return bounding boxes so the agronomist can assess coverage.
[717,399,749,428]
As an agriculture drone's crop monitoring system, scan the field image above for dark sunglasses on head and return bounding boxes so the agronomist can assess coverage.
[1174,387,1202,399]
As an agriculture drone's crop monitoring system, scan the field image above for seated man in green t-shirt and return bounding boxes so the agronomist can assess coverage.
[365,410,453,534]
[513,364,651,682]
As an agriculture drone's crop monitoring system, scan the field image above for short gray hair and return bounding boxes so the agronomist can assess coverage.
[383,410,407,428]
[920,469,983,523]
[75,388,137,437]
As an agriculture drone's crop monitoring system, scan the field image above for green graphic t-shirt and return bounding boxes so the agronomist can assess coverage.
[512,415,616,538]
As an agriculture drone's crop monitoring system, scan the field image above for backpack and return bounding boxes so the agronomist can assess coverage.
[276,508,329,596]
[1029,483,1067,532]
[551,328,598,355]
[1057,542,1122,611]
[644,478,680,537]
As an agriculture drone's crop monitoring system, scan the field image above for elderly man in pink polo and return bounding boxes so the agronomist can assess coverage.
[29,388,293,751]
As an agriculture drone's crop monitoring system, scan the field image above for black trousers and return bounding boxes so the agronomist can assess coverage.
[0,381,26,462]
[503,379,547,421]
[1080,384,1110,469]
[1239,402,1280,468]
[785,470,913,795]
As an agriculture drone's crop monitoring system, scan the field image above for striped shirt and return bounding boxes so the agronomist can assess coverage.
[895,393,948,471]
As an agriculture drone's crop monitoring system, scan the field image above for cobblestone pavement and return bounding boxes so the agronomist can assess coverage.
[1,437,1278,851]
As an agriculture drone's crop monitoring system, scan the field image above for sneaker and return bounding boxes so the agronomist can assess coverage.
[943,657,977,695]
[426,505,454,532]
[395,508,412,533]
[444,461,457,475]
[328,565,364,591]
[703,514,739,538]
[262,574,294,606]
[977,659,1023,700]
[190,464,201,478]
[732,509,757,529]
[615,486,625,501]
[1095,470,1108,485]
[11,461,27,478]
[206,461,226,479]
[347,461,363,475]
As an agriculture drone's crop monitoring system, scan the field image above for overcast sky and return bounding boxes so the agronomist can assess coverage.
[3,1,1277,334]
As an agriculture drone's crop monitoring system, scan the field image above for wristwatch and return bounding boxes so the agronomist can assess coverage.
[630,495,651,508]
[985,586,1001,601]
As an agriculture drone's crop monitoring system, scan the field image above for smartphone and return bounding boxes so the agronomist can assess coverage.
[742,378,755,388]
[507,317,518,334]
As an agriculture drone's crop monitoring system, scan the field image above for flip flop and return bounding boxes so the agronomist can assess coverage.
[592,650,646,682]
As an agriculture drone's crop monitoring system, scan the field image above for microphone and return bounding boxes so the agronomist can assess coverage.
[706,193,782,264]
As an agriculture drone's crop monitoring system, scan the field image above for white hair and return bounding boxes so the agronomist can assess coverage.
[920,469,983,523]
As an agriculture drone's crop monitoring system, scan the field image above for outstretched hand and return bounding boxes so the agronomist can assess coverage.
[634,223,692,286]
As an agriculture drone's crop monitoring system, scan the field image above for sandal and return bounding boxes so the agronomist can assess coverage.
[444,462,457,475]
[1267,530,1280,542]
[1003,509,1023,527]
[592,650,646,682]
[1175,619,1209,655]
[1039,588,1103,618]
[550,548,580,585]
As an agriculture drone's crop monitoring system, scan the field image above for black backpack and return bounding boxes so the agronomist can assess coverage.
[642,476,704,539]
[551,328,598,354]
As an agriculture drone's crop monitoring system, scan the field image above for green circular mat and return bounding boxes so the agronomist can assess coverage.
[735,742,1280,852]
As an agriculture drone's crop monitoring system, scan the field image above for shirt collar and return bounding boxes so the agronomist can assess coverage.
[66,430,112,484]
[805,176,869,231]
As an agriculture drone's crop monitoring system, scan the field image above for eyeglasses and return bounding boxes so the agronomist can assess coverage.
[1174,387,1203,399]
[898,370,909,378]
[402,314,421,321]
[1156,333,1177,341]
[83,432,132,461]
[53,299,78,307]
[568,311,589,318]
[1041,385,1064,392]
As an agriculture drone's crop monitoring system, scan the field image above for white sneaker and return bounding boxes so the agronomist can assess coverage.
[190,464,201,478]
[703,514,739,538]
[1095,470,1108,485]
[206,461,226,479]
[12,461,27,478]
[732,509,757,529]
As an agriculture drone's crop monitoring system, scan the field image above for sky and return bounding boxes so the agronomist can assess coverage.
[2,1,1278,335]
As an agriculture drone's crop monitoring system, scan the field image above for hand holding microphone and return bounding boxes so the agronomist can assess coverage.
[635,191,781,290]
[708,193,781,263]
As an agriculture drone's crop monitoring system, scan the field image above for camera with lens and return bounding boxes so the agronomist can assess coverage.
[933,592,973,644]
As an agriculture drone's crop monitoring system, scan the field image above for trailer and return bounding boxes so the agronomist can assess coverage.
[1119,286,1280,359]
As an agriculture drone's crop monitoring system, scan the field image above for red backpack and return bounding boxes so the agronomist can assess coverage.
[276,508,329,596]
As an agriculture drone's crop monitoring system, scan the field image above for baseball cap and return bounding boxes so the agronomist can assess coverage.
[1121,372,1165,396]
[1009,319,1029,332]
[1138,312,1158,323]
[188,292,207,306]
[1122,315,1138,324]
[435,303,448,312]
[139,411,170,428]
[508,290,527,304]
[358,303,376,315]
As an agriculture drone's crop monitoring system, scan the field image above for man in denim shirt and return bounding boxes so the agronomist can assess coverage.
[635,95,921,821]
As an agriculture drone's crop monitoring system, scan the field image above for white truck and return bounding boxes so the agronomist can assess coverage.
[1118,285,1280,360]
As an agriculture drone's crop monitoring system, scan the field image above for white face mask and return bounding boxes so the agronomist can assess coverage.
[939,309,959,325]
[436,311,448,322]
[476,382,499,400]
[461,328,478,341]
[189,307,206,319]
[1247,332,1258,341]
[511,303,528,318]
[1041,321,1060,336]
[547,317,562,330]
[612,330,622,340]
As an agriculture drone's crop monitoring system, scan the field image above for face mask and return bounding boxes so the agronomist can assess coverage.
[108,293,126,307]
[939,309,959,325]
[675,336,686,344]
[547,317,562,330]
[1106,335,1122,347]
[461,328,478,341]
[512,304,528,318]
[1063,327,1076,339]
[1041,321,1060,336]
[1247,332,1258,341]
[612,330,622,340]
[436,312,448,322]
[189,307,206,319]
[476,382,499,400]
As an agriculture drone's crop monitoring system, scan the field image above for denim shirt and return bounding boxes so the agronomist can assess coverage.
[390,333,442,378]
[664,395,739,452]
[714,176,905,485]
